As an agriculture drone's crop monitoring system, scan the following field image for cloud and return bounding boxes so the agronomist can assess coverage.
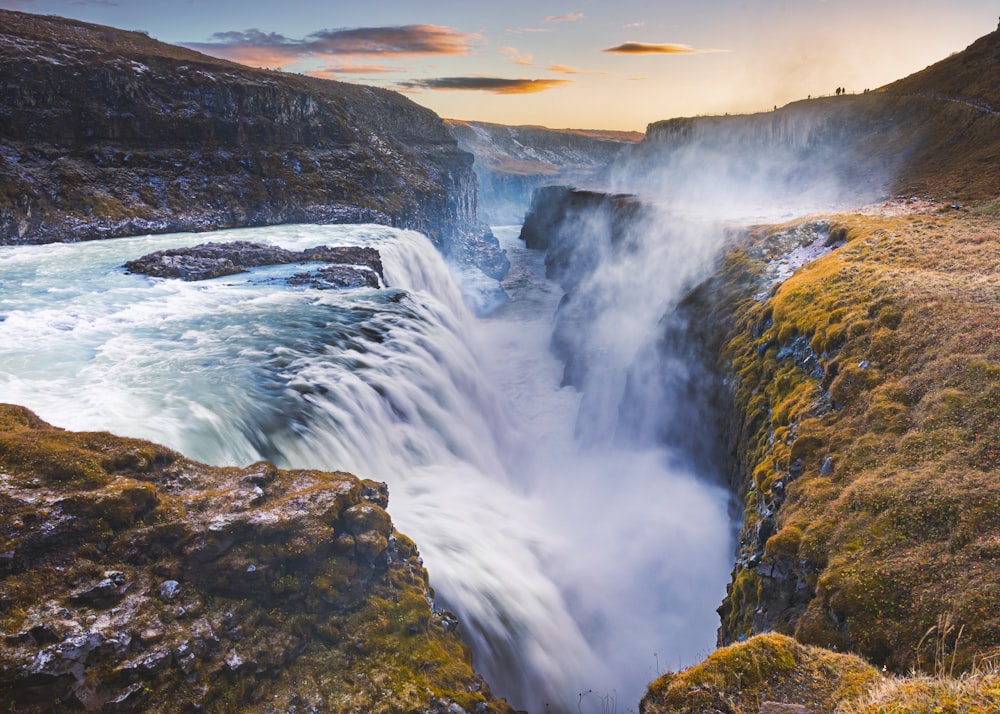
[602,41,727,55]
[185,24,478,69]
[501,46,534,66]
[505,27,550,35]
[399,77,570,94]
[545,13,585,23]
[623,21,645,29]
[546,64,611,76]
[308,64,404,78]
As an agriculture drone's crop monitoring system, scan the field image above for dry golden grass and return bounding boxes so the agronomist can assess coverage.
[718,207,1000,672]
[836,661,1000,714]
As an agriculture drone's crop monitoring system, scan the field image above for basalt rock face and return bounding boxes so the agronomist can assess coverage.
[0,403,513,713]
[0,9,506,277]
[447,120,638,225]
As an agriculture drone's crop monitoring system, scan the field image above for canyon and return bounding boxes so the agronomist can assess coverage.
[1,8,999,714]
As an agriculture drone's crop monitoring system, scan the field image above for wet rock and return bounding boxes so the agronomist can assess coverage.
[102,682,148,713]
[287,264,381,290]
[159,580,181,601]
[26,622,63,645]
[224,648,244,672]
[342,503,393,538]
[361,480,389,509]
[0,403,513,712]
[173,641,197,676]
[355,532,389,562]
[71,572,128,608]
[124,243,385,284]
[239,462,277,487]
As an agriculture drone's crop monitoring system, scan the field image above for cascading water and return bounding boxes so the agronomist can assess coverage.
[0,221,733,713]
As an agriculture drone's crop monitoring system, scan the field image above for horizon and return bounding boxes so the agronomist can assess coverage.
[0,1,996,132]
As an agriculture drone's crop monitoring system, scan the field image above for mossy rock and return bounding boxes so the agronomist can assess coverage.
[641,633,881,714]
[0,404,513,713]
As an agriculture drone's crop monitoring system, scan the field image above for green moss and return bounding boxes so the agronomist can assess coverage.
[765,525,803,559]
[641,634,881,714]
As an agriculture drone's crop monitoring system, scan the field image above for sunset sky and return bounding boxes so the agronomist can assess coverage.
[2,0,996,130]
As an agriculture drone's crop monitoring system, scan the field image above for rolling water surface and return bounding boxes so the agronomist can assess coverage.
[0,223,733,713]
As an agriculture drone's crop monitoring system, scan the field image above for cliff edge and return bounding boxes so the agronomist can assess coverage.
[0,10,507,277]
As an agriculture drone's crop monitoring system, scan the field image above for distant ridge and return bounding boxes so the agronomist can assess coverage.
[622,27,1000,204]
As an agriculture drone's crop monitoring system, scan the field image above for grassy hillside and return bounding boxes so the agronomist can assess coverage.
[643,25,1000,714]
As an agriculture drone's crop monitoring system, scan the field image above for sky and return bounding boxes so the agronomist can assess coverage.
[2,0,997,131]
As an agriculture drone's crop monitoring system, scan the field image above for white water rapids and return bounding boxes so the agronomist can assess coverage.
[0,223,733,713]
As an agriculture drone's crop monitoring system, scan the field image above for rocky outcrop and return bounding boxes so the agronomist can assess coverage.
[0,9,507,277]
[447,120,638,225]
[124,241,384,285]
[0,403,513,713]
[641,633,881,714]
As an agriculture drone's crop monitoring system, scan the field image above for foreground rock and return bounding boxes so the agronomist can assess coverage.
[124,241,384,286]
[641,633,881,714]
[0,404,512,713]
[0,10,506,278]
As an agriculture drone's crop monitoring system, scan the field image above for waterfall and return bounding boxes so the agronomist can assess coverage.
[0,222,733,713]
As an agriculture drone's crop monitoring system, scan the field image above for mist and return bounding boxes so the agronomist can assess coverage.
[605,104,900,221]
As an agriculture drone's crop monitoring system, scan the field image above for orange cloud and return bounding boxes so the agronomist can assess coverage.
[545,13,585,23]
[602,41,727,55]
[546,65,611,76]
[400,77,570,94]
[309,64,404,78]
[185,25,479,69]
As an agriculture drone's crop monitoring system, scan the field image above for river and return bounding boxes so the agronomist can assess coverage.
[0,223,733,713]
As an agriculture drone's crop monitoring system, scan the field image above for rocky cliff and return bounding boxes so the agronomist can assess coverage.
[610,30,1000,209]
[446,120,639,225]
[519,29,1000,710]
[0,403,513,713]
[0,10,507,278]
[521,176,1000,714]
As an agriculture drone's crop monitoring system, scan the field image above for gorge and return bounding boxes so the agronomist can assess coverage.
[1,8,999,714]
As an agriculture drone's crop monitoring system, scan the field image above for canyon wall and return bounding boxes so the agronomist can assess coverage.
[447,120,638,225]
[0,10,506,277]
